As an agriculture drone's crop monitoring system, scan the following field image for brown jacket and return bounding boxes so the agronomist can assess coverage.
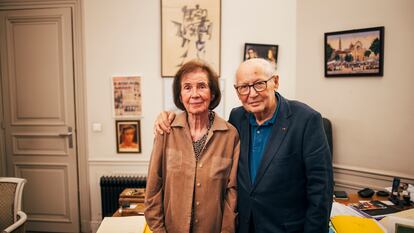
[145,112,240,233]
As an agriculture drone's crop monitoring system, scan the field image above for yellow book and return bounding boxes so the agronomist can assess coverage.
[142,223,153,233]
[331,216,384,233]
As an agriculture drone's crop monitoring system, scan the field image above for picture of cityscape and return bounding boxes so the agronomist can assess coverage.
[325,27,384,77]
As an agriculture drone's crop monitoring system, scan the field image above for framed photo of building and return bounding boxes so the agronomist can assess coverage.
[325,27,384,77]
[112,76,142,117]
[244,43,278,70]
[161,0,221,77]
[116,120,141,153]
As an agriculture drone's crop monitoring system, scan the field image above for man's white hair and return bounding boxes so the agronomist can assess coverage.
[237,58,277,80]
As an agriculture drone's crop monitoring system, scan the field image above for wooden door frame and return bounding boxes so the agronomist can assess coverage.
[0,0,90,232]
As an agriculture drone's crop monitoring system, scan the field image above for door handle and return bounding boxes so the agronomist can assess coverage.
[59,127,73,148]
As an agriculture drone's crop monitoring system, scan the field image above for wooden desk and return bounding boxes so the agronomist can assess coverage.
[334,193,388,205]
[112,202,145,217]
[335,193,414,213]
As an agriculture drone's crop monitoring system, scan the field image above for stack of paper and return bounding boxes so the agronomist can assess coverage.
[97,216,146,233]
[331,216,385,233]
[331,202,365,217]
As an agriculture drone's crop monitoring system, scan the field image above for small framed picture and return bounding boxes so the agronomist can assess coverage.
[244,43,278,70]
[324,26,384,77]
[115,120,141,153]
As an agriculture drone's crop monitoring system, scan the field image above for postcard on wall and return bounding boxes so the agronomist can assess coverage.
[112,76,142,117]
[161,0,221,77]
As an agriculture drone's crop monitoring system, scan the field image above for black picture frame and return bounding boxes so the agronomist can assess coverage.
[244,43,278,70]
[324,26,384,77]
[115,120,141,153]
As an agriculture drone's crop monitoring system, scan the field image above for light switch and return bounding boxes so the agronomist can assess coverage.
[92,123,102,132]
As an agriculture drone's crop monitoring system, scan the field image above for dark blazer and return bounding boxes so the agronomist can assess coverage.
[229,93,333,233]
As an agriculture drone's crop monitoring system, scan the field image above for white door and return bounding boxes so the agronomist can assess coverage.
[0,7,80,232]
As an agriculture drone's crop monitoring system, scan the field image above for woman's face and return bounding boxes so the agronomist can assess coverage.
[180,70,211,115]
[267,49,274,59]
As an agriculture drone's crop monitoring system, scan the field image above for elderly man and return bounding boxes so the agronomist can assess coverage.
[155,58,333,233]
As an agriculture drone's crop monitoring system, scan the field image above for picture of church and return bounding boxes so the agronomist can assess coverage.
[325,27,384,77]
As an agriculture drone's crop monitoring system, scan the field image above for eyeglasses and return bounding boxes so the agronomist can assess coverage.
[234,76,274,95]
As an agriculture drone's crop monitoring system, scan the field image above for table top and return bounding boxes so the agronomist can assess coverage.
[334,193,389,205]
[112,202,145,217]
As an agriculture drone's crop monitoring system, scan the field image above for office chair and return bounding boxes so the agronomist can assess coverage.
[322,117,333,157]
[0,177,27,233]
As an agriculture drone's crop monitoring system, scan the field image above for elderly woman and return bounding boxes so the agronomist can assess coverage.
[145,60,240,233]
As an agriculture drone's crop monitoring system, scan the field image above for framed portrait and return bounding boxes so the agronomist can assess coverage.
[244,43,278,70]
[325,26,384,77]
[112,76,142,118]
[161,0,221,77]
[115,120,141,153]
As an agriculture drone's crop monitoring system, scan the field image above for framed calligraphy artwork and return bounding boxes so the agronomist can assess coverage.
[161,0,221,77]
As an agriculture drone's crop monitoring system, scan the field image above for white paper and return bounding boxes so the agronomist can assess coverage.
[97,216,146,233]
[330,202,365,217]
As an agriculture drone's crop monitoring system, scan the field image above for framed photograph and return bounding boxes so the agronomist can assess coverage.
[112,76,142,117]
[116,120,141,153]
[161,0,221,77]
[244,43,278,70]
[325,26,384,77]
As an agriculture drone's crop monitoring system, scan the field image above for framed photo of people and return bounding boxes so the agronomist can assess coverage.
[244,43,278,71]
[324,26,384,77]
[161,0,221,77]
[112,76,142,117]
[115,120,141,153]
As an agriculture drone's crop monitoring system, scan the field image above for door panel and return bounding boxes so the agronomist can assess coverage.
[0,7,79,232]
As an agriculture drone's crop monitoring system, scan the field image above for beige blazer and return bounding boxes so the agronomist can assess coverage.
[145,112,240,233]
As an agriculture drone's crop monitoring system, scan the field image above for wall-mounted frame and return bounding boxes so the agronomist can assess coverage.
[161,0,221,77]
[116,120,141,153]
[325,26,384,77]
[244,43,278,70]
[112,76,142,118]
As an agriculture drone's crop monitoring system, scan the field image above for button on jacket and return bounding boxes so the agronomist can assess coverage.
[145,112,240,233]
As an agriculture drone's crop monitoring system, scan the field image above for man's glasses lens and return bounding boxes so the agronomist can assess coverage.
[235,77,273,95]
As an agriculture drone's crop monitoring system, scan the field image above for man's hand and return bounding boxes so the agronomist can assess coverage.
[153,111,176,135]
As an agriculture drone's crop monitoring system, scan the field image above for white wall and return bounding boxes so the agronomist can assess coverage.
[296,0,414,191]
[83,0,297,230]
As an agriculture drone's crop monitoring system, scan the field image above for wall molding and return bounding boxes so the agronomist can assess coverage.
[333,163,414,191]
[88,158,149,166]
[334,163,414,180]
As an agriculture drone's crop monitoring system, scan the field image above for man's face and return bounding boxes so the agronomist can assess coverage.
[235,64,278,114]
